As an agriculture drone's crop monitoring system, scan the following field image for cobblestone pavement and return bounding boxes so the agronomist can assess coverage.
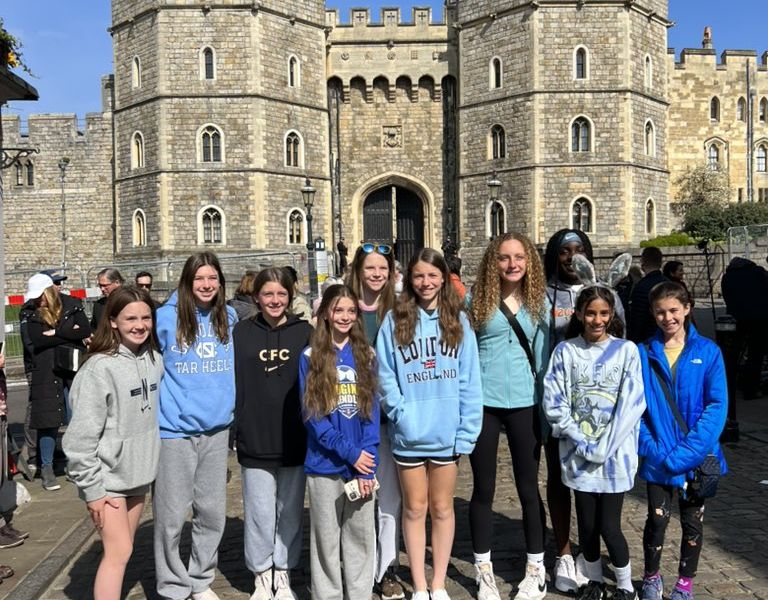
[37,420,768,600]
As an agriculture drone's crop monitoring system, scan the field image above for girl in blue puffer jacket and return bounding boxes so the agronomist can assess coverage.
[638,281,728,600]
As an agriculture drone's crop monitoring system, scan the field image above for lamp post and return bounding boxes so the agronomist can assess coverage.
[58,157,70,271]
[487,170,502,239]
[301,177,318,302]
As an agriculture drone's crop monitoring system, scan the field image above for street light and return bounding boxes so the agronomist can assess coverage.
[58,157,70,271]
[301,177,318,302]
[487,170,502,238]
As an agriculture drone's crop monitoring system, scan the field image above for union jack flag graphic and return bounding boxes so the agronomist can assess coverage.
[422,359,436,369]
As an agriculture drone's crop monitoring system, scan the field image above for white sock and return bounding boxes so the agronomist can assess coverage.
[527,552,545,569]
[474,551,492,565]
[585,557,603,582]
[614,562,634,592]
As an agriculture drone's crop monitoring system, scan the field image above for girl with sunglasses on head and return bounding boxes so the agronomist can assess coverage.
[345,240,405,599]
[376,248,482,600]
[467,233,551,600]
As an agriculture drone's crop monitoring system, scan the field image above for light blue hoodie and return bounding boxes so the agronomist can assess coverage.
[156,291,237,439]
[375,308,483,457]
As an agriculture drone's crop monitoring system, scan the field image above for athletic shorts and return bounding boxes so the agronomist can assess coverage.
[392,453,460,467]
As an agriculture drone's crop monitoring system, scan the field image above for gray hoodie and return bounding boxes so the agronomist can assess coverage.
[63,345,163,502]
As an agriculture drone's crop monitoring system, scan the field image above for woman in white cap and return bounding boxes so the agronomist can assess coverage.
[23,273,91,491]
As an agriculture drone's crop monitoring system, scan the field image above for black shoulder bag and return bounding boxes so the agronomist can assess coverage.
[499,301,537,381]
[645,347,720,500]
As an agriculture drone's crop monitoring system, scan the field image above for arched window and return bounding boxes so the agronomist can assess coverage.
[489,57,502,89]
[644,120,656,157]
[26,161,34,186]
[708,144,720,170]
[131,131,145,169]
[710,96,720,122]
[200,125,222,163]
[132,209,147,247]
[489,201,506,239]
[285,131,303,168]
[490,125,506,159]
[574,46,588,80]
[288,55,300,88]
[571,116,592,152]
[15,163,23,186]
[737,97,747,122]
[201,46,215,80]
[760,98,768,123]
[287,209,306,244]
[645,55,653,88]
[199,206,224,244]
[645,199,655,236]
[757,145,767,173]
[572,197,593,232]
[132,56,141,88]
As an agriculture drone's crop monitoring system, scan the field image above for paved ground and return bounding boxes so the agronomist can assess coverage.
[2,392,762,600]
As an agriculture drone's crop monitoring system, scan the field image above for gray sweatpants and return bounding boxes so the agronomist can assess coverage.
[308,474,375,600]
[242,465,306,573]
[375,424,402,582]
[153,430,229,599]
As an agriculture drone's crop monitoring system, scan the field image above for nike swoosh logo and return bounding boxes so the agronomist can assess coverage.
[265,364,284,372]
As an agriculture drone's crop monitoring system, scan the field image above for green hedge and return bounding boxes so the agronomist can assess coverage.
[640,232,698,247]
[682,203,768,241]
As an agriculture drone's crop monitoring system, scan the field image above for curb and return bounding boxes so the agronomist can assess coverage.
[4,515,95,600]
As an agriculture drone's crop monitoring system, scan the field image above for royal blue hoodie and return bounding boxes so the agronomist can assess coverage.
[375,308,483,457]
[299,343,380,481]
[156,291,237,438]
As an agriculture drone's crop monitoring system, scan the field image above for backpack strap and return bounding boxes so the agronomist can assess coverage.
[499,301,537,380]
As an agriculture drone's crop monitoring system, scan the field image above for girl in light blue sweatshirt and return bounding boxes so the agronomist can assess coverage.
[543,285,646,600]
[376,248,482,600]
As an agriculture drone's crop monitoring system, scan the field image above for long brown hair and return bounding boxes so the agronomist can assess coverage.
[470,232,548,327]
[88,286,159,360]
[37,286,62,328]
[303,284,376,421]
[176,252,231,348]
[345,244,397,321]
[252,267,294,319]
[565,285,625,339]
[393,248,465,349]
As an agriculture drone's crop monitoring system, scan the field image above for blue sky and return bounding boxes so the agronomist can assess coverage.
[2,1,766,121]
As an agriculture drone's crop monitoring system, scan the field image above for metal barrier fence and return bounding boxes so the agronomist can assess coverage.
[727,224,768,262]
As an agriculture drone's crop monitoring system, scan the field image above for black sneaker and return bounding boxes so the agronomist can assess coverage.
[578,581,606,600]
[378,571,405,600]
[612,588,638,600]
[0,530,23,549]
[41,465,61,491]
[1,524,29,540]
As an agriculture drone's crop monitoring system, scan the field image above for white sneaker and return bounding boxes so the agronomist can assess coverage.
[250,570,273,600]
[574,553,590,587]
[273,570,297,600]
[554,554,578,593]
[191,589,221,600]
[431,590,451,600]
[411,591,430,600]
[515,563,547,600]
[475,562,502,600]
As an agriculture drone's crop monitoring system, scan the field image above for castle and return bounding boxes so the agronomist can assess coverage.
[2,0,767,279]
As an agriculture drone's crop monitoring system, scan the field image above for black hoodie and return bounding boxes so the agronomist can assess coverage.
[233,313,313,468]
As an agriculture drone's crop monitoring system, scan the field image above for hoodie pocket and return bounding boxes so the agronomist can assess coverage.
[393,396,460,452]
[100,429,161,492]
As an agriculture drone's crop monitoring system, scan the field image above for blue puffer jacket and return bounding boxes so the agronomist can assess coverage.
[637,325,728,489]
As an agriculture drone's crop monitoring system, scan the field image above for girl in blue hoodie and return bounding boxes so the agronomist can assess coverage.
[299,284,380,600]
[543,285,646,600]
[638,282,728,600]
[153,252,237,600]
[376,248,482,600]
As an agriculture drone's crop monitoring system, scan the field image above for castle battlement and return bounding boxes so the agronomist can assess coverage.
[670,47,768,72]
[1,112,111,141]
[326,7,447,30]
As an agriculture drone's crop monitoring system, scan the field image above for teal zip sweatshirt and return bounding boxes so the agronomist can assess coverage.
[375,308,483,457]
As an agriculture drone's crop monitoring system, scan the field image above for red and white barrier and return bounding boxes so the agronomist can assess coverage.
[4,287,102,306]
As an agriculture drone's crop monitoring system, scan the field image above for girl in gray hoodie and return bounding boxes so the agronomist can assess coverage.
[63,286,163,600]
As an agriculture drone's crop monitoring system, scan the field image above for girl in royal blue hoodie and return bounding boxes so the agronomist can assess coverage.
[638,281,728,600]
[299,284,380,600]
[376,248,482,600]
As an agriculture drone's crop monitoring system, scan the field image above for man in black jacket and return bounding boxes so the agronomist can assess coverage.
[90,268,124,330]
[628,246,667,343]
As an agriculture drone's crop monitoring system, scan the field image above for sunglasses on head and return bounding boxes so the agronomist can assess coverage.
[361,242,392,255]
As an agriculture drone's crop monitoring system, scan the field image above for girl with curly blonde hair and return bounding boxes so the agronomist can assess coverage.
[466,232,552,600]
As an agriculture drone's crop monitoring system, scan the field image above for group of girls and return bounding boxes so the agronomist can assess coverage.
[55,228,728,600]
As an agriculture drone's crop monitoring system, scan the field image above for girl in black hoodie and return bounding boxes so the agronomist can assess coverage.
[233,267,313,600]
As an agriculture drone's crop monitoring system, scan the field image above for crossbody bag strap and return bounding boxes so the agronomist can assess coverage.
[645,343,689,435]
[499,301,537,380]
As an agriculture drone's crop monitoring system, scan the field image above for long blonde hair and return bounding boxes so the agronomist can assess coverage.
[470,232,548,326]
[393,248,465,349]
[303,285,376,421]
[37,286,62,328]
[345,245,397,321]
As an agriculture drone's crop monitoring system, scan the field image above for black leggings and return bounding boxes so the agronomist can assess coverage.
[643,482,705,578]
[469,405,546,555]
[574,490,630,569]
[545,436,572,555]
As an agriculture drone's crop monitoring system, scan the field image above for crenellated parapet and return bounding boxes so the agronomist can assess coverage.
[325,7,449,31]
[669,47,768,72]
